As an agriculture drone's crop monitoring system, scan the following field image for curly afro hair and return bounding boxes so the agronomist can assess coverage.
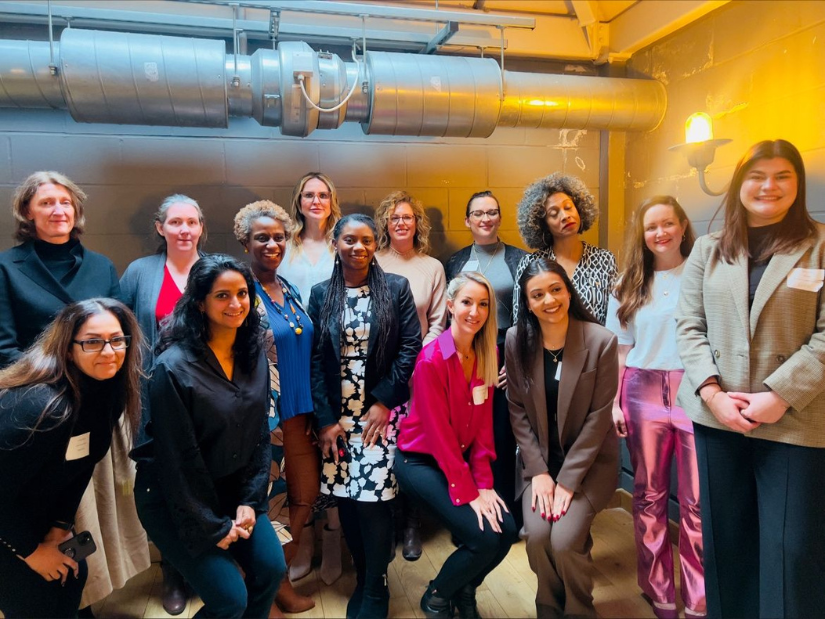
[516,173,598,250]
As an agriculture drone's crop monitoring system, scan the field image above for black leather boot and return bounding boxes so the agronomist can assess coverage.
[420,581,453,618]
[161,560,188,616]
[402,515,422,562]
[346,576,365,619]
[356,573,390,619]
[452,584,481,619]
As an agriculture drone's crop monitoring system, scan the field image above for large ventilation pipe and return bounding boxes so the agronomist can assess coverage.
[0,29,666,137]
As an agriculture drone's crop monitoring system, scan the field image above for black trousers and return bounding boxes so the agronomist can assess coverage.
[490,382,523,530]
[396,451,517,598]
[337,497,394,582]
[694,424,825,619]
[0,546,88,618]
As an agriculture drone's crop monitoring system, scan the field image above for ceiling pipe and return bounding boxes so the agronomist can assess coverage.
[0,29,667,137]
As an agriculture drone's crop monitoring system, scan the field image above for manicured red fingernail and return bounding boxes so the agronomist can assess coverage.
[540,512,545,518]
[532,506,536,512]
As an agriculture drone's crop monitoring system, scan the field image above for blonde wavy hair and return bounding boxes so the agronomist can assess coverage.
[288,172,341,247]
[374,190,432,254]
[447,272,498,387]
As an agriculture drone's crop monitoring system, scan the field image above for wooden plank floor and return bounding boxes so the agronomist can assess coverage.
[90,508,683,618]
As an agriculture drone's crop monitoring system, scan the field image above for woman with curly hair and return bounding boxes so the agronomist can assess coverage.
[0,298,143,619]
[375,190,447,346]
[374,190,447,561]
[308,214,421,618]
[513,173,617,325]
[234,200,316,614]
[132,255,285,619]
[606,196,704,619]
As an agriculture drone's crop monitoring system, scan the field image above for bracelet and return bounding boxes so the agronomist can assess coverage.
[706,390,723,407]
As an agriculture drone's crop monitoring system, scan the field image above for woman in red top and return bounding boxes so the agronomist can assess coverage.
[396,271,516,619]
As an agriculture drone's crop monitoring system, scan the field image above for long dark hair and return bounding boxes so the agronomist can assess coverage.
[712,139,816,264]
[614,195,695,328]
[157,254,262,374]
[513,258,597,380]
[318,214,395,369]
[0,298,143,441]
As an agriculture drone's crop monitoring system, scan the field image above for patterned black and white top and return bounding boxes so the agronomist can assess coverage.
[320,286,398,502]
[512,241,618,325]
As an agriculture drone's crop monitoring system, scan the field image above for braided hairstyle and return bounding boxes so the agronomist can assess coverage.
[318,214,395,369]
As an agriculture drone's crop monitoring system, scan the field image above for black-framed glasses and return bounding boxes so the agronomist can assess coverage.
[301,192,331,201]
[72,336,131,353]
[468,209,500,220]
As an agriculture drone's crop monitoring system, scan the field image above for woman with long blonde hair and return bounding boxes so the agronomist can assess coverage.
[606,196,704,619]
[397,271,515,618]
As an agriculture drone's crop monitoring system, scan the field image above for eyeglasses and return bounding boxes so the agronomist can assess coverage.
[72,336,131,353]
[390,215,415,224]
[468,209,500,220]
[301,192,331,202]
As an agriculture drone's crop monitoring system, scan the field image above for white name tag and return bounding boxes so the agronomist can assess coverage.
[462,260,480,272]
[555,361,562,382]
[66,432,90,461]
[787,268,825,292]
[472,385,488,405]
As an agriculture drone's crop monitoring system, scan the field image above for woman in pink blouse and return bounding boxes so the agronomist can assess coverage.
[396,271,516,619]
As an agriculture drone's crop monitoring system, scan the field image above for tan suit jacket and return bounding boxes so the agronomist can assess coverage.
[505,318,619,513]
[676,225,825,448]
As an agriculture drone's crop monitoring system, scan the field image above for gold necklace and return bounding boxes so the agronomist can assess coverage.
[261,281,304,335]
[546,347,564,363]
[471,241,500,275]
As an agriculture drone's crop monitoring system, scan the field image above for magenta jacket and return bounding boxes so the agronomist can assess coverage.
[397,329,496,506]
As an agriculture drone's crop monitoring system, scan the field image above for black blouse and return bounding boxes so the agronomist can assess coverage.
[132,343,270,557]
[0,377,121,558]
[543,348,566,479]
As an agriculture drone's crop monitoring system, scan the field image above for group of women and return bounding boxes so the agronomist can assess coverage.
[0,138,823,619]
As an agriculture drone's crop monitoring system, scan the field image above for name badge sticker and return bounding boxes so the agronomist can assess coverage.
[472,385,488,405]
[555,361,562,382]
[66,432,90,461]
[787,268,825,292]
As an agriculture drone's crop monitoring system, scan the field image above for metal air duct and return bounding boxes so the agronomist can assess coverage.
[0,29,667,137]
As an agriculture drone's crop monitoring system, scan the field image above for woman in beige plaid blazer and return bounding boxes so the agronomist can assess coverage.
[676,139,825,619]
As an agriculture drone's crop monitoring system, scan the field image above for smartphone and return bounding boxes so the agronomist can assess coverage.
[58,531,97,562]
[336,435,351,463]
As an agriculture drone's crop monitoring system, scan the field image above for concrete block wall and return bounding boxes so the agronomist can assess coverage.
[618,0,825,519]
[624,0,825,235]
[0,111,601,274]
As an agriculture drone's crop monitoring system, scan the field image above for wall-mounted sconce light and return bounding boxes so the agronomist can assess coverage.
[669,112,731,196]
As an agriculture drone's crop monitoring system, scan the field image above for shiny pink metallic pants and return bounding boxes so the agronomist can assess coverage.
[622,368,705,614]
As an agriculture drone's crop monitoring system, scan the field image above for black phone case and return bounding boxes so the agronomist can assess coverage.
[58,531,97,562]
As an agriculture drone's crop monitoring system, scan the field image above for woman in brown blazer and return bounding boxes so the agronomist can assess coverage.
[506,257,618,619]
[676,139,825,619]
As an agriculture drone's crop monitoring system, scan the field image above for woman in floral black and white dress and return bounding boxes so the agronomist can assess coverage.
[307,214,421,619]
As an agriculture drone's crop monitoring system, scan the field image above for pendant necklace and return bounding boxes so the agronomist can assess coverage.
[546,347,564,363]
[471,241,501,275]
[657,261,685,297]
[263,281,304,335]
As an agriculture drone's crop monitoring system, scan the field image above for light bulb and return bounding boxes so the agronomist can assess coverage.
[685,112,713,143]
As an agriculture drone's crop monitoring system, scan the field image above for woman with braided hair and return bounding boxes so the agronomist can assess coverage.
[308,214,421,618]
